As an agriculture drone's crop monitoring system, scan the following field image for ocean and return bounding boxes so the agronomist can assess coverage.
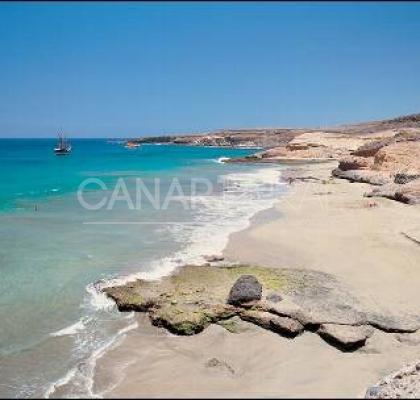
[0,139,285,398]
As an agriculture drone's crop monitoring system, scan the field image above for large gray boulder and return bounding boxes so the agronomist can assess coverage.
[227,275,262,305]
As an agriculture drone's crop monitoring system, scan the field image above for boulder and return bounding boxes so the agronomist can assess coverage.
[227,275,262,305]
[317,324,374,350]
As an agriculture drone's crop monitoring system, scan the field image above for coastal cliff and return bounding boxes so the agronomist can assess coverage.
[132,113,420,205]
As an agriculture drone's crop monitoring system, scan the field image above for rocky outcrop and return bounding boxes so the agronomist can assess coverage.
[364,184,400,200]
[133,128,304,148]
[227,275,262,305]
[103,264,420,351]
[365,179,420,205]
[332,169,393,185]
[337,156,374,171]
[352,137,395,157]
[394,172,420,184]
[317,324,374,351]
[104,265,288,336]
[372,141,420,174]
[394,179,420,204]
[365,360,420,398]
[333,138,420,205]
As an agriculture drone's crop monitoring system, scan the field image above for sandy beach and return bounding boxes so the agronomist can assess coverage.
[95,161,420,398]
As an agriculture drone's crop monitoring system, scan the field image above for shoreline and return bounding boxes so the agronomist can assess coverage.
[44,161,287,398]
[94,159,420,398]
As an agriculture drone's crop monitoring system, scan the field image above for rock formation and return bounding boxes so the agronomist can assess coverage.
[365,360,420,398]
[227,275,262,305]
[103,264,420,351]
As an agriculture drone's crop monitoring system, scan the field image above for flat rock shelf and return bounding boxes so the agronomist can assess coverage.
[103,264,420,351]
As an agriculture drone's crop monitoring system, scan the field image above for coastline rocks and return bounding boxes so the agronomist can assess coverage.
[373,142,420,174]
[103,265,289,336]
[239,310,304,337]
[394,179,420,204]
[203,255,224,262]
[265,293,283,303]
[317,324,374,351]
[352,137,395,157]
[365,179,420,205]
[365,360,420,398]
[149,303,237,335]
[258,298,312,327]
[338,156,374,171]
[227,275,262,305]
[333,136,420,205]
[364,184,400,200]
[104,285,155,312]
[260,144,347,161]
[103,264,420,351]
[394,172,420,184]
[332,168,392,185]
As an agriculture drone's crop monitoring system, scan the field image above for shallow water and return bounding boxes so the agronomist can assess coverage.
[0,140,285,397]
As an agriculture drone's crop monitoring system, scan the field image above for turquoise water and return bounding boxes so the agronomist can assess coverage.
[0,140,284,397]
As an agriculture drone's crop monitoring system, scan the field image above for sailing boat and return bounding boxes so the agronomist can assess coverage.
[54,133,72,155]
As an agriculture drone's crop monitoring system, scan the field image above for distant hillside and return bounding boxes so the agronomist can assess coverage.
[328,113,420,134]
[131,113,420,148]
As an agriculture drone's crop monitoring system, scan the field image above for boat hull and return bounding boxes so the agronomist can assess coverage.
[54,148,71,155]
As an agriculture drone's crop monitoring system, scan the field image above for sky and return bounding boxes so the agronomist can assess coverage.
[0,2,420,138]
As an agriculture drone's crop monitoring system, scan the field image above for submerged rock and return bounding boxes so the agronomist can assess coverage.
[203,254,225,262]
[227,275,262,305]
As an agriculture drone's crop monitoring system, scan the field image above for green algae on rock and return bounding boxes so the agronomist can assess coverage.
[103,265,290,335]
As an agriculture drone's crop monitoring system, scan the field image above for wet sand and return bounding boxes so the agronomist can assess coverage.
[98,161,420,398]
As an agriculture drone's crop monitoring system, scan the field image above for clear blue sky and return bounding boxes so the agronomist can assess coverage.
[1,2,420,138]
